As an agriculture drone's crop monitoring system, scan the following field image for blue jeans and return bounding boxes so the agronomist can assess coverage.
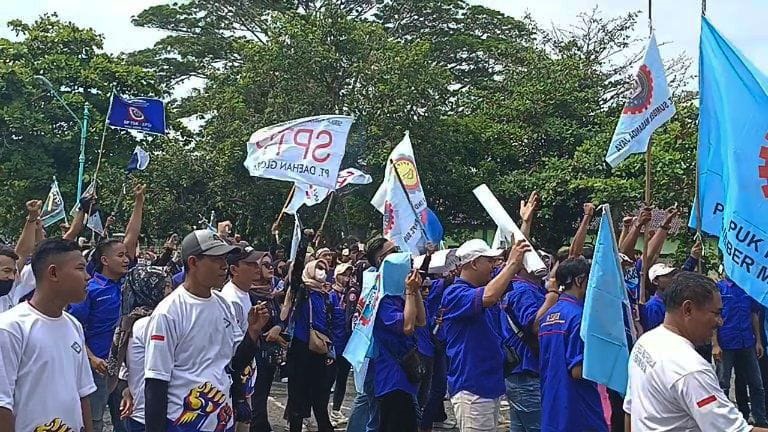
[505,373,541,432]
[125,418,145,432]
[345,365,379,432]
[718,347,768,425]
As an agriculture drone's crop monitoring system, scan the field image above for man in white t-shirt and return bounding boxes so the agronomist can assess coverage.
[0,238,97,432]
[144,230,270,432]
[624,271,768,432]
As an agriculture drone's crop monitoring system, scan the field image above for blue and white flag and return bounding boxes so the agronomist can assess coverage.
[344,252,411,390]
[87,211,105,236]
[693,18,768,304]
[581,205,632,394]
[606,34,676,167]
[40,179,66,227]
[370,132,429,254]
[126,145,150,173]
[107,93,166,135]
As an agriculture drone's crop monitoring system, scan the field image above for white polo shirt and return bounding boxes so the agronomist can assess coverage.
[624,325,751,431]
[144,285,244,431]
[0,302,96,432]
[220,280,257,396]
[127,316,150,424]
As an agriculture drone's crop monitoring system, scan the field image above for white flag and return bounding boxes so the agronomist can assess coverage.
[289,214,303,262]
[243,115,354,189]
[606,34,676,167]
[285,168,373,215]
[87,211,105,236]
[370,132,428,254]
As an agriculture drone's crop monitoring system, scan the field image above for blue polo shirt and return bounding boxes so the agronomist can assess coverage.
[502,278,545,375]
[426,279,447,342]
[293,290,338,345]
[416,300,435,358]
[68,272,123,359]
[718,279,759,350]
[641,293,665,331]
[538,293,607,432]
[441,278,505,399]
[373,295,418,397]
[329,288,350,353]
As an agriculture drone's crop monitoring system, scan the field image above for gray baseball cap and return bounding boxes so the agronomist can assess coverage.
[181,230,240,262]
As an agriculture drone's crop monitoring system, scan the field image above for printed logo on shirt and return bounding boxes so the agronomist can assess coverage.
[70,341,82,354]
[34,417,77,432]
[696,395,717,408]
[95,296,112,302]
[175,382,232,431]
[631,344,657,373]
[541,312,565,328]
[150,334,165,342]
[241,363,256,398]
[223,317,232,329]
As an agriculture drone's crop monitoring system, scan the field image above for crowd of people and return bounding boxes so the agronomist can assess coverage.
[1,185,768,432]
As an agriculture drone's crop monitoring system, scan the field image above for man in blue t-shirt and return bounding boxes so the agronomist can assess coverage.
[538,257,608,432]
[441,239,529,432]
[713,276,768,426]
[69,184,146,432]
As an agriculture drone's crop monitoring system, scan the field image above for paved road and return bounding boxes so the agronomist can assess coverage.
[105,375,511,431]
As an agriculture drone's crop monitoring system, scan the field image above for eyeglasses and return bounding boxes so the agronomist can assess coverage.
[261,262,274,269]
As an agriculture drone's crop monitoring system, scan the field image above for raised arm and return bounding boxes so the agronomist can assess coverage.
[519,191,540,239]
[123,184,146,262]
[569,203,595,258]
[403,271,425,335]
[646,207,679,266]
[618,217,633,250]
[63,210,86,241]
[483,241,531,307]
[281,229,312,321]
[15,200,42,272]
[619,208,652,259]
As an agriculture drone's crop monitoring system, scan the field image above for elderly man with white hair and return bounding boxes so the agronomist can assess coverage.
[440,238,530,432]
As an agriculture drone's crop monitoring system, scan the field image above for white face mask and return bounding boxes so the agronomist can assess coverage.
[315,269,327,281]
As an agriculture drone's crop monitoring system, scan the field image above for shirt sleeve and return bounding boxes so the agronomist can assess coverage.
[623,371,632,414]
[74,324,97,398]
[565,318,585,371]
[0,327,21,411]
[144,312,178,382]
[674,369,751,432]
[509,289,541,329]
[442,285,484,320]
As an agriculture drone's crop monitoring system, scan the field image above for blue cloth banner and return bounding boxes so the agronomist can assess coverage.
[107,93,166,135]
[581,205,631,394]
[425,208,444,244]
[694,17,768,305]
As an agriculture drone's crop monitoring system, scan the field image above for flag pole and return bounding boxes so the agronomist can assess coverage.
[272,184,296,241]
[640,0,654,305]
[314,191,335,246]
[389,158,429,241]
[92,88,115,184]
[695,0,706,273]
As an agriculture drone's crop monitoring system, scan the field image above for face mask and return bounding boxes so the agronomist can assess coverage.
[0,279,14,297]
[316,269,327,282]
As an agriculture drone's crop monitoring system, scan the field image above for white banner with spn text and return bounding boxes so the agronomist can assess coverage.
[243,115,354,189]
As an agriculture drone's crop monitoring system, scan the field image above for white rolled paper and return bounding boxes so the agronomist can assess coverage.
[472,184,548,277]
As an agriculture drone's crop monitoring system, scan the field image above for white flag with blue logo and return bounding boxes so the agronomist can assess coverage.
[605,34,676,167]
[127,145,150,173]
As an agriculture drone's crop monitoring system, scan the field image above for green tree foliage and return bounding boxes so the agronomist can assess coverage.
[1,3,700,252]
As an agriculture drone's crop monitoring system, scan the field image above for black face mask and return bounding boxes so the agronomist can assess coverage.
[0,279,13,297]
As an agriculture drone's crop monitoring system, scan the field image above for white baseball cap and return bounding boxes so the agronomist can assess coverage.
[649,263,677,282]
[456,239,504,265]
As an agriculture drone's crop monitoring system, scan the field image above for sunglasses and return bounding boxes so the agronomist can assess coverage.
[261,262,274,269]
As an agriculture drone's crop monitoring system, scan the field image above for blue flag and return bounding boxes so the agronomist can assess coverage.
[693,18,768,304]
[107,93,166,135]
[126,145,150,173]
[581,205,631,394]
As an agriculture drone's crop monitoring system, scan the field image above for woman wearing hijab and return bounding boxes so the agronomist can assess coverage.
[282,230,340,432]
[105,266,172,432]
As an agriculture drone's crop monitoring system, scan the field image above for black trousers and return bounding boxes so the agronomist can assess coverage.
[250,356,277,432]
[332,355,352,411]
[286,340,334,432]
[378,390,418,432]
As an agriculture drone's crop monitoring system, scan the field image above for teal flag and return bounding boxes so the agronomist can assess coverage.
[581,205,631,394]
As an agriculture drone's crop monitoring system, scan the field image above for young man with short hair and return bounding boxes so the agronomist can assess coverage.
[0,239,96,432]
[69,184,146,432]
[441,239,529,432]
[143,230,270,432]
[538,257,607,432]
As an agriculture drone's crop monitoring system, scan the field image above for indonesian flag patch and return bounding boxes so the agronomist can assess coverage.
[696,395,717,408]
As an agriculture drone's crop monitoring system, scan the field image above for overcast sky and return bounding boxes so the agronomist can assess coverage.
[3,0,768,81]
